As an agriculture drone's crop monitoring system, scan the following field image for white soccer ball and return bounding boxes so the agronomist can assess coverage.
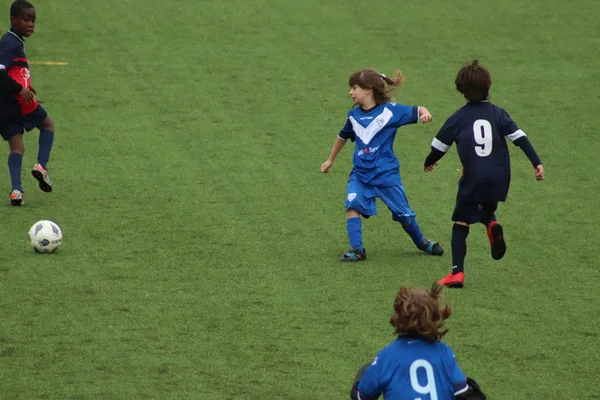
[28,220,63,253]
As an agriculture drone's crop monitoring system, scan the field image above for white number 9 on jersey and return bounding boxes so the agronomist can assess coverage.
[473,119,493,157]
[410,359,438,400]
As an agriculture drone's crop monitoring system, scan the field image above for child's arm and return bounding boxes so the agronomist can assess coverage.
[321,137,347,173]
[0,40,35,103]
[0,70,21,92]
[0,70,34,103]
[424,114,459,171]
[352,358,384,400]
[513,136,544,180]
[500,109,543,181]
[350,363,379,400]
[424,147,445,171]
[418,106,432,123]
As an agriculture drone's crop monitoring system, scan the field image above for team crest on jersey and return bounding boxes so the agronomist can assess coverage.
[20,67,30,80]
[375,118,385,127]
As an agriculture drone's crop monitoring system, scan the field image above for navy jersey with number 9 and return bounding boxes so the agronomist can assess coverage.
[431,102,526,194]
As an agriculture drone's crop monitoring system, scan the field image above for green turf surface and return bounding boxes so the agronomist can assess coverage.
[0,0,598,398]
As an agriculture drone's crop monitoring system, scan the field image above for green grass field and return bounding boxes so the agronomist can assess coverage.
[1,0,599,398]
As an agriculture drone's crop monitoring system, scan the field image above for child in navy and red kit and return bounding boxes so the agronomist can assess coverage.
[0,0,54,206]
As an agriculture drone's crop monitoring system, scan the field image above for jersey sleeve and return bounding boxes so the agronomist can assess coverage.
[440,343,468,394]
[0,39,22,94]
[390,103,419,127]
[338,118,356,142]
[498,108,526,144]
[0,38,16,71]
[431,113,459,153]
[356,356,385,399]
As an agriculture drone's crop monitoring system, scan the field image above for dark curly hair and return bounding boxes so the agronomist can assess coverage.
[389,284,453,343]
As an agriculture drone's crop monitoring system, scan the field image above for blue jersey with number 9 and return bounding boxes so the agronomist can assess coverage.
[357,337,468,400]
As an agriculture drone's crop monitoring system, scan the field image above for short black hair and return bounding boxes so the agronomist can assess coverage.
[10,0,34,17]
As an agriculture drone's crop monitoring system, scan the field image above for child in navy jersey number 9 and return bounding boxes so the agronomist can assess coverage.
[321,68,443,262]
[424,60,544,288]
[0,0,55,206]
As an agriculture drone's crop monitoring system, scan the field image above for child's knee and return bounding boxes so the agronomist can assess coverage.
[393,214,414,226]
[8,135,25,154]
[41,116,55,131]
[346,208,361,219]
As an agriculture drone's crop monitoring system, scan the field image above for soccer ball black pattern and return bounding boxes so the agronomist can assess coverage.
[28,220,63,254]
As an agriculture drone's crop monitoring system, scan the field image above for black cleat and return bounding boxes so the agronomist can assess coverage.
[339,248,367,262]
[488,222,506,260]
[421,239,444,256]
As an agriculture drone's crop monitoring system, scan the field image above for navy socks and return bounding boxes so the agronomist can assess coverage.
[8,152,23,191]
[38,130,54,169]
[451,224,470,274]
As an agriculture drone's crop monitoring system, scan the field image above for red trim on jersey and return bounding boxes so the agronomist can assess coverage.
[13,57,28,62]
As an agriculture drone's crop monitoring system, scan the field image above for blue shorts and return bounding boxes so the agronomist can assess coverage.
[345,175,416,220]
[0,105,48,141]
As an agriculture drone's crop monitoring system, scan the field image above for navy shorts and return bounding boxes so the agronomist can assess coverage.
[345,174,416,220]
[452,177,507,224]
[452,199,499,224]
[0,105,48,141]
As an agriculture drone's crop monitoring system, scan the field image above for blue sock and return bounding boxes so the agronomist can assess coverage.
[38,130,54,169]
[8,152,23,191]
[400,218,425,248]
[346,217,364,252]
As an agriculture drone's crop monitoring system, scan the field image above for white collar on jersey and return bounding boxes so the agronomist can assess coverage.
[7,30,24,43]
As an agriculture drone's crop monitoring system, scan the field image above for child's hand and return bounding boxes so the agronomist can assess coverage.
[18,87,34,103]
[321,160,333,173]
[424,163,437,172]
[418,107,432,124]
[420,112,432,124]
[534,164,544,181]
[30,86,37,95]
